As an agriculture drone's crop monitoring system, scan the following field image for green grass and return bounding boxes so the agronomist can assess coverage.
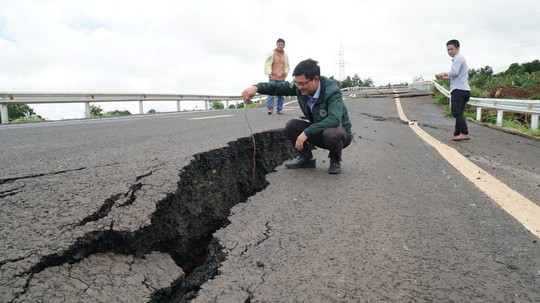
[433,91,449,106]
[501,118,540,136]
[433,91,539,137]
[10,116,46,123]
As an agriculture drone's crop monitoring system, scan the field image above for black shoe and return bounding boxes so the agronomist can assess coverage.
[285,157,316,169]
[328,158,341,174]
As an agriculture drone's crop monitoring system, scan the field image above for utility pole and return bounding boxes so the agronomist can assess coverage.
[337,45,347,81]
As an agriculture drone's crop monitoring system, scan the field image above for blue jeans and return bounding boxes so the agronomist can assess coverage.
[267,79,285,112]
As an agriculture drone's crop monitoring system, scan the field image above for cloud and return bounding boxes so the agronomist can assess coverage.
[1,0,539,120]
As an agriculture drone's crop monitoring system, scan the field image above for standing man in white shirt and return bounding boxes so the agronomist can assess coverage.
[435,39,471,141]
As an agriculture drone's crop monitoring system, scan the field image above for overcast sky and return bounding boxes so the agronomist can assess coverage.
[1,0,539,120]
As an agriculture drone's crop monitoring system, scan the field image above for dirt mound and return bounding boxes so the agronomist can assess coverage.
[488,84,540,99]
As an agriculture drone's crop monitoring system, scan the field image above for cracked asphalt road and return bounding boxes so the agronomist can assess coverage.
[1,90,539,302]
[1,110,290,302]
[194,91,540,302]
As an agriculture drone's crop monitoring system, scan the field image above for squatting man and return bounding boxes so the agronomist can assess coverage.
[242,58,352,174]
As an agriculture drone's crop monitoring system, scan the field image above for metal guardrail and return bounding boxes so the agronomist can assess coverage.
[343,81,539,131]
[341,85,409,91]
[407,81,434,91]
[3,82,539,131]
[0,93,252,124]
[428,81,540,131]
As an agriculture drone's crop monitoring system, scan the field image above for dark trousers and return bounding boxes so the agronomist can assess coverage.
[450,89,471,136]
[285,119,352,161]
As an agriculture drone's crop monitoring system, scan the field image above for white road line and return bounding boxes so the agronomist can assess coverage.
[189,114,235,120]
[395,94,540,238]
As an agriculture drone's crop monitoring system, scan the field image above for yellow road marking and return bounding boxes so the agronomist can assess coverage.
[395,94,540,238]
[189,114,235,120]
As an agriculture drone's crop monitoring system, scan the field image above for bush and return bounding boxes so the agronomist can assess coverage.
[90,104,103,117]
[470,86,489,98]
[210,101,224,110]
[104,110,131,117]
[4,104,36,121]
[469,60,540,89]
[10,115,46,123]
[433,91,449,105]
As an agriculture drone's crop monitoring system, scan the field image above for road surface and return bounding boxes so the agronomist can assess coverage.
[1,90,539,302]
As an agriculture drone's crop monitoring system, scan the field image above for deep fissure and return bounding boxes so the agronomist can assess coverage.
[17,129,295,302]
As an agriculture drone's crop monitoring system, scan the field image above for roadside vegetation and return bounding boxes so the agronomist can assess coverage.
[1,104,45,123]
[329,74,374,89]
[89,104,132,118]
[433,59,540,136]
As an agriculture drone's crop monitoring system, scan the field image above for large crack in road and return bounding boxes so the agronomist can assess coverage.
[1,129,295,303]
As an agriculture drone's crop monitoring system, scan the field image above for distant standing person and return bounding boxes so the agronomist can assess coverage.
[435,39,471,141]
[242,58,352,174]
[264,38,290,115]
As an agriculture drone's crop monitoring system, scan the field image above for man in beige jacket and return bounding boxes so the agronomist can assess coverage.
[264,38,289,115]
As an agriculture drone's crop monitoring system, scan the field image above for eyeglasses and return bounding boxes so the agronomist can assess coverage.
[293,79,312,88]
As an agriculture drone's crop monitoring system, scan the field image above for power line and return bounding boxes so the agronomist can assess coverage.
[466,38,540,56]
[459,12,540,35]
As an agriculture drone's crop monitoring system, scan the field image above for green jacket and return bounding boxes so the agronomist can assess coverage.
[256,76,352,137]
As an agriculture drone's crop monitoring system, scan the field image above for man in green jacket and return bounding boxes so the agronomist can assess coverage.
[242,58,352,174]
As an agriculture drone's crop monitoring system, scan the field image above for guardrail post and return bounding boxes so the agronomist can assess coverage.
[205,100,208,110]
[139,100,144,115]
[496,110,503,127]
[1,103,9,124]
[532,114,539,131]
[85,102,90,118]
[177,100,180,112]
[476,107,482,121]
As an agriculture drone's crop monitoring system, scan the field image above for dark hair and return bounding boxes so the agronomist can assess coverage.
[446,39,460,48]
[293,58,320,80]
[277,38,285,44]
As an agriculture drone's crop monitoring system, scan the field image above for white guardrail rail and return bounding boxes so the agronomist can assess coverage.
[344,81,539,131]
[2,82,539,130]
[342,85,410,91]
[428,81,539,131]
[0,93,251,124]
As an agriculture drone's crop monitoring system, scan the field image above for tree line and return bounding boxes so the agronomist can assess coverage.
[467,59,540,97]
[435,59,540,100]
[329,74,375,89]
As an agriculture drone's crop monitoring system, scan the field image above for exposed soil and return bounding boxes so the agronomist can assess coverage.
[488,84,540,99]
